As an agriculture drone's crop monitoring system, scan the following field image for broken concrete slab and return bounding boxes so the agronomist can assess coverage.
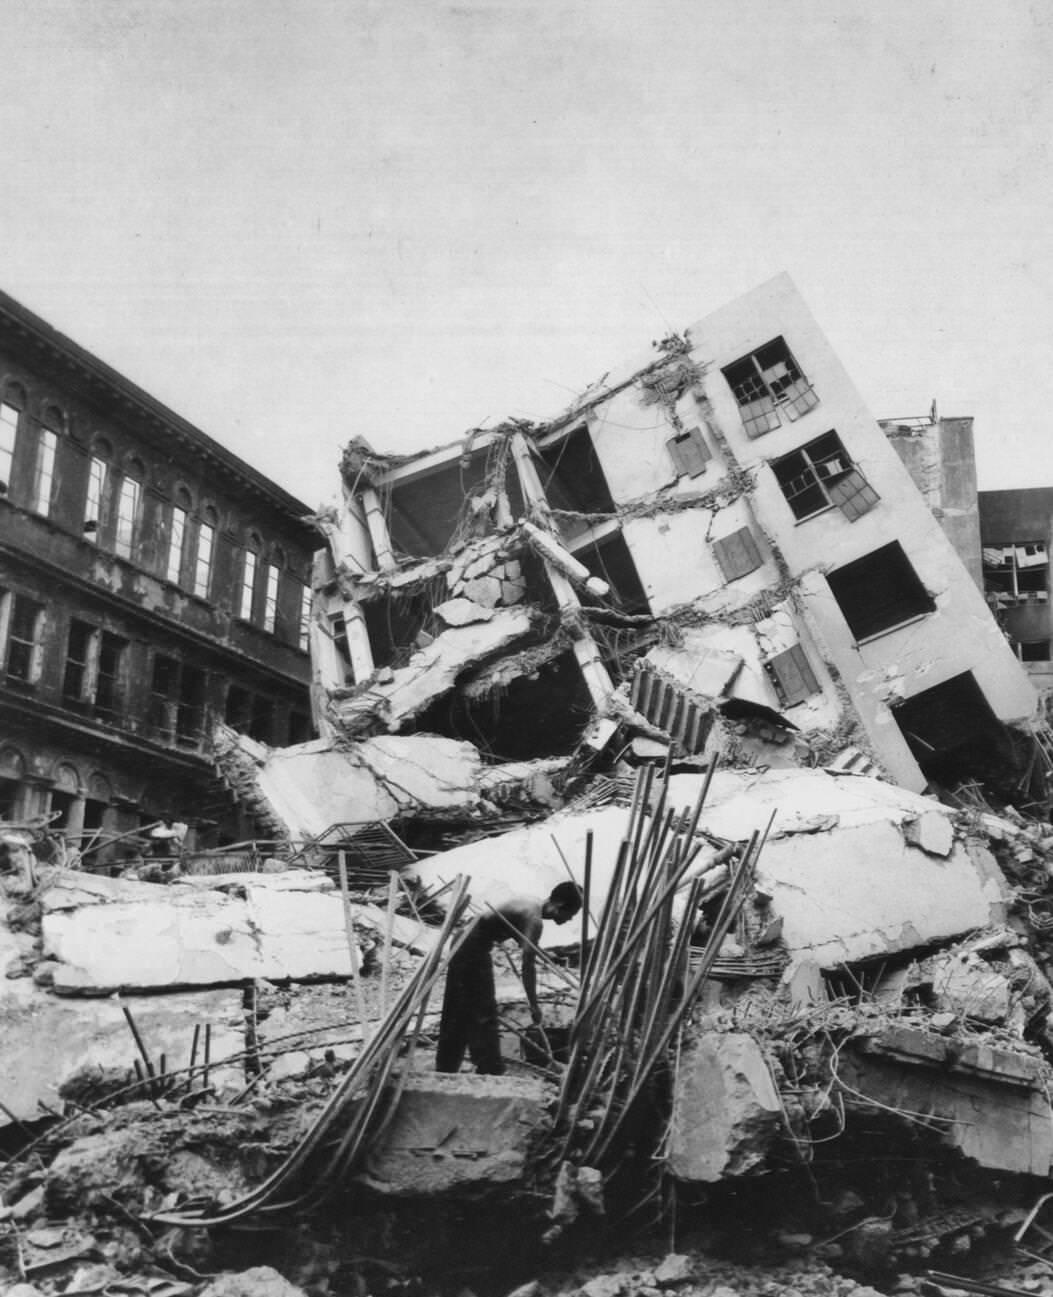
[842,1025,1053,1176]
[40,868,435,995]
[0,983,244,1125]
[356,1072,550,1196]
[667,1031,783,1182]
[221,731,565,842]
[332,606,535,732]
[414,769,1009,970]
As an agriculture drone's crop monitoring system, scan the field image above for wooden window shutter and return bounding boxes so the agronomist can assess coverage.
[713,527,762,582]
[667,427,712,478]
[767,643,819,706]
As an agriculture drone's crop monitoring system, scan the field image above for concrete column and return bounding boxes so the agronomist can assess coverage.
[342,600,375,682]
[361,488,396,572]
[509,434,614,708]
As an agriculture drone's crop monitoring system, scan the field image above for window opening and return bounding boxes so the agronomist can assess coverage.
[225,686,252,731]
[193,519,215,598]
[149,655,180,741]
[239,548,258,621]
[771,430,879,522]
[5,596,44,683]
[0,402,18,492]
[95,633,124,719]
[250,695,274,743]
[826,542,935,641]
[34,429,57,515]
[84,456,107,535]
[722,336,818,438]
[1020,640,1052,663]
[63,620,94,702]
[263,563,280,633]
[166,506,187,584]
[176,665,206,746]
[114,474,142,559]
[288,710,311,744]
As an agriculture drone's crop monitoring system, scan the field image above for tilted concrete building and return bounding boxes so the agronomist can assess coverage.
[301,273,1040,821]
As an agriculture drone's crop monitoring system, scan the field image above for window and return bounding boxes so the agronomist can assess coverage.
[722,336,818,438]
[84,456,108,536]
[250,694,274,743]
[33,429,57,516]
[765,644,820,706]
[666,426,711,478]
[149,655,207,747]
[771,431,879,522]
[712,526,763,582]
[4,595,45,684]
[982,542,1048,607]
[193,513,215,598]
[63,620,93,701]
[95,633,124,718]
[1019,640,1051,663]
[0,402,19,492]
[298,584,312,651]
[288,710,312,745]
[166,501,188,584]
[114,471,142,559]
[826,542,935,642]
[239,548,258,621]
[225,685,252,731]
[263,563,280,633]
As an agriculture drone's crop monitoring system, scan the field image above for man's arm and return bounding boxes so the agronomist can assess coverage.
[491,900,545,1021]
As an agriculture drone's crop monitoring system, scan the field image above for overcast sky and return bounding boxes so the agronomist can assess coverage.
[1,1,1049,507]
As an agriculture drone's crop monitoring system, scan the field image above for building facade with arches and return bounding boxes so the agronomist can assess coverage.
[0,287,318,859]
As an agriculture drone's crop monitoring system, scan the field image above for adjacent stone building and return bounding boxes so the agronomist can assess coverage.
[0,287,318,857]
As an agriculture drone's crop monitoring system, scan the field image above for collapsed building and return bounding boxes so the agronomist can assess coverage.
[6,275,1053,1296]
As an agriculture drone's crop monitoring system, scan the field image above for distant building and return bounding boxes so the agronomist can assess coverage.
[307,273,1043,811]
[977,489,1053,703]
[0,288,318,860]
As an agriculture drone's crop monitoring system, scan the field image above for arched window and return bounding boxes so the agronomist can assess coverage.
[0,744,25,821]
[193,505,217,598]
[167,486,193,584]
[0,383,25,495]
[263,558,281,633]
[33,405,63,517]
[115,457,144,559]
[239,532,261,621]
[84,437,112,537]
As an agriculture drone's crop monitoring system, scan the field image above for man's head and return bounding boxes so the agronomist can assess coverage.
[543,881,584,925]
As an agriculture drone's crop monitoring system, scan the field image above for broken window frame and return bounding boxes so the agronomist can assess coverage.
[33,428,57,517]
[770,430,879,522]
[149,653,208,748]
[721,336,819,438]
[0,401,19,493]
[826,541,936,643]
[712,526,763,583]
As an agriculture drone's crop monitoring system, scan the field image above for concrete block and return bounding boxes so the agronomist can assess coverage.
[932,952,1012,1024]
[667,1031,782,1182]
[460,575,503,608]
[356,1072,550,1196]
